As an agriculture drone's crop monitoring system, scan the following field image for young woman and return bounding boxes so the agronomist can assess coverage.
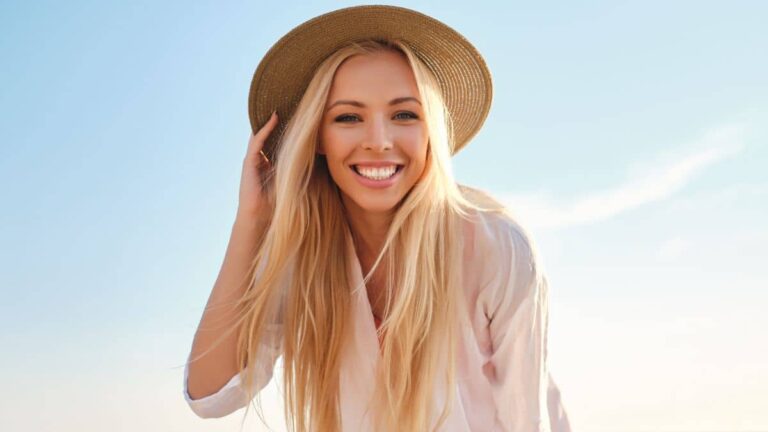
[184,5,571,432]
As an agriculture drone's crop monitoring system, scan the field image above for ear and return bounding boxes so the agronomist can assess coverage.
[316,139,326,155]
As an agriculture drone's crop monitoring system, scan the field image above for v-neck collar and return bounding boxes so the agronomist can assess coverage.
[344,227,386,355]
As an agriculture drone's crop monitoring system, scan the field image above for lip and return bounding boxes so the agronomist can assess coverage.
[350,164,404,189]
[351,161,405,167]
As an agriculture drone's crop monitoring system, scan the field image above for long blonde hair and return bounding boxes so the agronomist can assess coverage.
[225,38,503,432]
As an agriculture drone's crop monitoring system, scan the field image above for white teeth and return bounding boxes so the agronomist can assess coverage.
[354,165,398,180]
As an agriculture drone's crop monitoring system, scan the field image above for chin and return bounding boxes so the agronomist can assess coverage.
[342,191,404,215]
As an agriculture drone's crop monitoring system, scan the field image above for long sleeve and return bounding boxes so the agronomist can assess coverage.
[483,218,552,432]
[547,373,572,432]
[183,322,284,418]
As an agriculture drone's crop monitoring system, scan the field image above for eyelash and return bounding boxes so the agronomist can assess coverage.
[334,112,419,122]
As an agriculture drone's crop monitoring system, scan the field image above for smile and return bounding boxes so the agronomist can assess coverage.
[350,164,404,188]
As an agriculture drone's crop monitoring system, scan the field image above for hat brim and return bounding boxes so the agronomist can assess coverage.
[248,5,493,161]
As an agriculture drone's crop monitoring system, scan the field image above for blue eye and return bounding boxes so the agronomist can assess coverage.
[335,114,359,122]
[395,111,418,120]
[334,112,419,123]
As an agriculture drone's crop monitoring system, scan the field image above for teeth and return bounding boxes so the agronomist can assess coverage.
[354,165,398,180]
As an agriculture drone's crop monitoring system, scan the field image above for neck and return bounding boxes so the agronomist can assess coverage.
[342,197,393,262]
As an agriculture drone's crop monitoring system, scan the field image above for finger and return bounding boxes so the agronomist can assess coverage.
[254,111,278,141]
[259,149,271,164]
[245,146,272,171]
[248,112,278,154]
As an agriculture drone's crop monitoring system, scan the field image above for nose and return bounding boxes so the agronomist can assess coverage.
[361,114,393,152]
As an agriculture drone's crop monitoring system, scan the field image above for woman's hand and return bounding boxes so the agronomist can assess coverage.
[236,111,278,223]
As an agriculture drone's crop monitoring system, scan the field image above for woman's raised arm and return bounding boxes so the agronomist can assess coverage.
[185,113,278,401]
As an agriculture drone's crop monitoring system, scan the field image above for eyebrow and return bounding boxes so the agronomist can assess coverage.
[327,96,421,110]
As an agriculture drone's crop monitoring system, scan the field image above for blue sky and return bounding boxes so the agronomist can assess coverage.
[1,1,766,431]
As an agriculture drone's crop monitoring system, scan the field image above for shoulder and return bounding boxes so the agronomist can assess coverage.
[458,185,546,313]
[459,184,544,276]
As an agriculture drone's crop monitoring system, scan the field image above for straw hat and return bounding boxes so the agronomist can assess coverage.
[248,4,493,161]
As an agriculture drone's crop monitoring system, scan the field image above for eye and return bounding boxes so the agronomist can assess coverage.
[395,111,419,120]
[335,114,359,123]
[333,112,419,123]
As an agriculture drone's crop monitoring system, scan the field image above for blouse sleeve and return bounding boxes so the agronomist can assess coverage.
[183,322,283,418]
[483,219,552,432]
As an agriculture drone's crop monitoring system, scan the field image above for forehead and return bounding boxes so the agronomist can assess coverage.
[327,50,419,98]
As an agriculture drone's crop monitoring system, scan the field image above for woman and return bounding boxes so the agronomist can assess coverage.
[184,5,571,432]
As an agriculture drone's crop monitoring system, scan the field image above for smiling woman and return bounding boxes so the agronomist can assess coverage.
[183,5,571,432]
[319,50,429,219]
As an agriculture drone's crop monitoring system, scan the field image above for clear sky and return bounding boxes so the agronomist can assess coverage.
[1,1,766,431]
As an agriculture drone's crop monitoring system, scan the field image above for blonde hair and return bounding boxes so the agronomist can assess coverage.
[214,38,504,432]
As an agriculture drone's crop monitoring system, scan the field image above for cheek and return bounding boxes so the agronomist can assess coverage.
[408,139,430,182]
[409,128,429,160]
[405,136,429,168]
[319,138,350,181]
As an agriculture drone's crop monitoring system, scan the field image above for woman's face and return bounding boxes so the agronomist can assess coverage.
[318,50,429,217]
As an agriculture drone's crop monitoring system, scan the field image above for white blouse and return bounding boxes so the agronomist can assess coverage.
[184,208,572,431]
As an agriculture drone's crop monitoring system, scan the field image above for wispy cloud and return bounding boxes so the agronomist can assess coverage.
[496,123,748,230]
